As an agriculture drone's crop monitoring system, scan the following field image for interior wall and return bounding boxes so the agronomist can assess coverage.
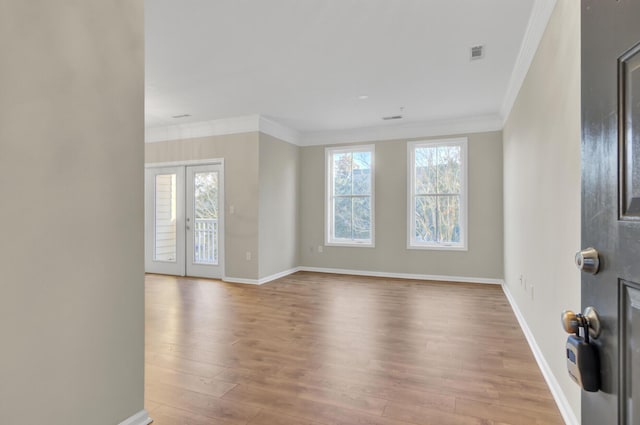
[258,134,300,278]
[145,132,260,280]
[502,0,581,421]
[0,2,145,424]
[299,131,504,280]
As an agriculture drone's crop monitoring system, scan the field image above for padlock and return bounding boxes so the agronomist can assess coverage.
[561,309,600,392]
[565,333,599,392]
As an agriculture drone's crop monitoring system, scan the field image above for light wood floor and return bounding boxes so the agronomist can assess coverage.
[145,272,564,425]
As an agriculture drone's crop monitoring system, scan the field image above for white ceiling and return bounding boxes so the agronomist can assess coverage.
[145,0,548,142]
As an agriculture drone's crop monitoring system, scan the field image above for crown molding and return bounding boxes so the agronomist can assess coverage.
[259,116,302,145]
[500,0,557,123]
[145,114,261,143]
[299,114,503,146]
[145,114,502,147]
[145,114,302,145]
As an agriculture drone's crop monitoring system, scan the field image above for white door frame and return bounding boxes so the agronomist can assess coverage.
[145,159,225,279]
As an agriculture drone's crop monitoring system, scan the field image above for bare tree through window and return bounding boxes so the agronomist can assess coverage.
[327,146,374,245]
[410,139,466,248]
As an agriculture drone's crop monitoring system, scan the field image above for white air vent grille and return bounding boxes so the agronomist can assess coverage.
[471,45,484,60]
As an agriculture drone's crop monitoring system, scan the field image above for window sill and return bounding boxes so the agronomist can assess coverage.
[325,241,375,248]
[407,244,467,252]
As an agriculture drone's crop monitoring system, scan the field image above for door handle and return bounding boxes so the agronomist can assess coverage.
[561,306,601,339]
[575,247,600,274]
[561,310,581,335]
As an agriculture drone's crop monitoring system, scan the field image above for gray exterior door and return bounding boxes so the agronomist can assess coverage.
[582,1,640,423]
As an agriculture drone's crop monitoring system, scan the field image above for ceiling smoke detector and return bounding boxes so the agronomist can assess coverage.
[172,114,191,119]
[470,45,484,60]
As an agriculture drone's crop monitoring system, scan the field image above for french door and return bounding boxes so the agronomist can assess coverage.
[145,163,224,279]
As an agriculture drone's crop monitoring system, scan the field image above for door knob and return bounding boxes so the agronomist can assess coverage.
[561,307,601,339]
[575,247,600,274]
[561,310,580,334]
[583,306,601,339]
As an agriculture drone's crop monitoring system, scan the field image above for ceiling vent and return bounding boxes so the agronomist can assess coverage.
[470,45,484,60]
[172,114,191,119]
[382,115,403,121]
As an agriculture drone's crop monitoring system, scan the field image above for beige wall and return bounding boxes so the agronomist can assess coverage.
[258,134,300,278]
[503,0,581,422]
[145,133,260,280]
[0,2,145,424]
[299,131,504,279]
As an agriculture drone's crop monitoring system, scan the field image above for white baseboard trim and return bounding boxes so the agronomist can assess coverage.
[223,267,301,285]
[501,283,578,425]
[223,266,504,287]
[118,410,152,425]
[258,267,301,284]
[222,276,262,285]
[298,266,503,285]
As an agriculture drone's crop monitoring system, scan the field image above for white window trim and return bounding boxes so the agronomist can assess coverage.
[407,138,468,251]
[325,144,375,248]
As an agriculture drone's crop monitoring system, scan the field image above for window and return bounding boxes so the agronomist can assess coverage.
[408,138,467,250]
[326,145,374,246]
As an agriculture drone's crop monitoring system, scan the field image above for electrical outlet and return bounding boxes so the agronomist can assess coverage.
[318,245,323,253]
[229,205,235,215]
[246,251,251,261]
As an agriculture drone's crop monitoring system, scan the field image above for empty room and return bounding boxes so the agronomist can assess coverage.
[3,1,639,425]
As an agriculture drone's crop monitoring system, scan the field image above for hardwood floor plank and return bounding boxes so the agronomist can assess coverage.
[216,368,389,415]
[247,409,324,425]
[144,272,563,425]
[148,405,232,425]
[454,397,564,425]
[146,382,260,424]
[146,364,237,398]
[144,399,162,414]
[275,366,456,413]
[382,401,497,425]
[146,352,227,379]
[223,383,416,425]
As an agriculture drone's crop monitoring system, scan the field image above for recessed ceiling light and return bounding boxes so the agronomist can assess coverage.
[172,114,191,119]
[358,95,369,100]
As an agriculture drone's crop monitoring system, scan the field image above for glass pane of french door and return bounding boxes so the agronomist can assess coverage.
[192,171,218,265]
[154,174,177,262]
